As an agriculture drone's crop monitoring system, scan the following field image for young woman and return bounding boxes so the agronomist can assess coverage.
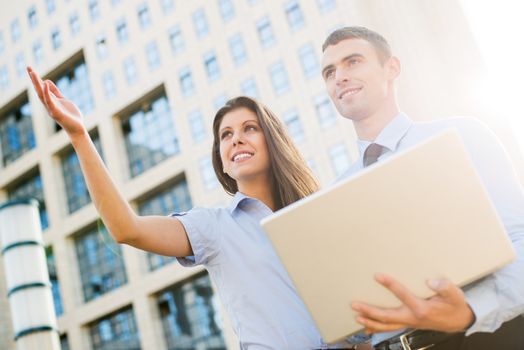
[27,67,342,349]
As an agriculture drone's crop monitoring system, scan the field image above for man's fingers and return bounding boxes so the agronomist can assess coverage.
[352,300,412,327]
[427,279,462,300]
[355,315,406,333]
[375,273,423,311]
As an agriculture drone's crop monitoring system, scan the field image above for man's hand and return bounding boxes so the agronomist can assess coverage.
[352,273,475,334]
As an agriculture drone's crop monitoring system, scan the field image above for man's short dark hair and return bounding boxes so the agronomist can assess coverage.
[322,26,392,63]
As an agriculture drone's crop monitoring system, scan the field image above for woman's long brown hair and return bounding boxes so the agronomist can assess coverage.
[212,96,319,210]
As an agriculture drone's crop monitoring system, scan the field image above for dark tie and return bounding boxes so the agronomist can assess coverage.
[363,143,384,167]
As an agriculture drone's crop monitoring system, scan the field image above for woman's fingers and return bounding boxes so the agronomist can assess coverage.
[26,67,45,101]
[27,67,63,108]
[43,81,58,115]
[47,80,64,99]
[28,68,83,134]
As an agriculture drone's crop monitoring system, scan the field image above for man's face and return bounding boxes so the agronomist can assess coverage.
[321,38,396,121]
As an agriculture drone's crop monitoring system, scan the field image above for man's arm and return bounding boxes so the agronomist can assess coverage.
[352,119,524,334]
[458,119,524,334]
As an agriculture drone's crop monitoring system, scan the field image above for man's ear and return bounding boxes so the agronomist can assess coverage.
[386,56,401,80]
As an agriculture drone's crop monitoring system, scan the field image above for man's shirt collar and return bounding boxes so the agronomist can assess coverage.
[357,112,413,155]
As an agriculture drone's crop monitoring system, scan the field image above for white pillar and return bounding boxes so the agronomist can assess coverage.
[0,199,60,350]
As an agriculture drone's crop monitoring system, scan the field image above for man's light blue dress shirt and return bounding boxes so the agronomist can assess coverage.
[340,113,524,345]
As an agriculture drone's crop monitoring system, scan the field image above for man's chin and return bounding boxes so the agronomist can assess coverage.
[335,103,363,121]
[339,109,365,121]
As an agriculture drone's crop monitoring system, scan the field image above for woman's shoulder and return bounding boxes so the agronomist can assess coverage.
[170,205,230,222]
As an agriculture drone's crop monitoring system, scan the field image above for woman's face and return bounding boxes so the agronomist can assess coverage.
[218,107,271,186]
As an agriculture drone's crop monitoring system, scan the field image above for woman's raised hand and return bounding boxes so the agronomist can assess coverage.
[27,66,86,137]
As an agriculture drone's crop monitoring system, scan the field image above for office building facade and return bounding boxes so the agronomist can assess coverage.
[0,0,521,349]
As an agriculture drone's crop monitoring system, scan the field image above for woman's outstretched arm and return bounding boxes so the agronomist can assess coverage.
[27,67,192,257]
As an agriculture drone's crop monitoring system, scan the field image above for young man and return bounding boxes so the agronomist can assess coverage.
[321,26,524,350]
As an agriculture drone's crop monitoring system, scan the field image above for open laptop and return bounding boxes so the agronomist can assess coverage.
[261,129,515,343]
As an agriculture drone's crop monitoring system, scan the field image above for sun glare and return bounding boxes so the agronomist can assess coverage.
[461,0,524,152]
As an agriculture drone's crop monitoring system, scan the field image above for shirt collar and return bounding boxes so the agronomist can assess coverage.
[357,112,413,155]
[228,191,276,215]
[228,191,251,214]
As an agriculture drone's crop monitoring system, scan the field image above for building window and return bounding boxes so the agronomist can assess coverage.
[168,25,185,55]
[316,0,336,13]
[256,16,275,48]
[51,28,61,50]
[158,274,226,349]
[61,134,103,213]
[0,66,8,90]
[122,95,179,177]
[32,40,43,64]
[75,226,127,302]
[123,56,138,85]
[240,77,258,98]
[46,247,63,316]
[89,307,140,350]
[192,8,209,39]
[0,99,35,166]
[8,173,48,230]
[160,0,175,13]
[269,61,290,95]
[60,335,70,350]
[28,6,38,29]
[46,0,56,14]
[298,43,319,79]
[54,61,95,128]
[329,143,351,176]
[179,67,195,96]
[137,178,192,270]
[314,93,337,128]
[213,94,228,112]
[111,0,122,6]
[282,108,305,143]
[102,71,117,99]
[15,52,25,77]
[188,110,207,143]
[11,19,22,43]
[69,13,80,37]
[203,51,220,82]
[95,35,108,59]
[145,41,161,70]
[217,0,235,22]
[88,0,101,22]
[284,0,305,30]
[228,33,247,66]
[199,156,219,190]
[137,3,152,30]
[116,18,129,44]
